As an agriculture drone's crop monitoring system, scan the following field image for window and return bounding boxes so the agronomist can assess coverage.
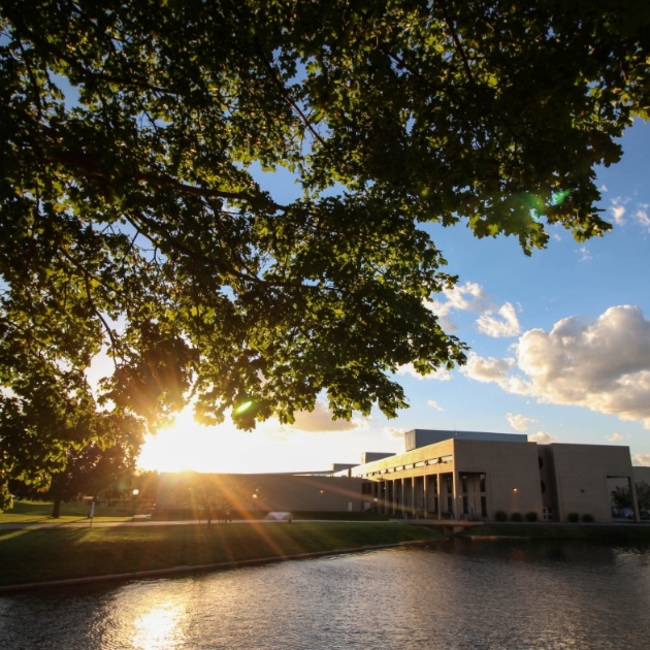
[480,473,486,492]
[461,474,468,493]
[538,456,544,469]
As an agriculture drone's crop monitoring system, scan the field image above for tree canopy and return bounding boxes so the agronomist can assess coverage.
[1,0,649,508]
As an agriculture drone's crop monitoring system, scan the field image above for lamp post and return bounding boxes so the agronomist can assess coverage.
[252,492,257,518]
[132,488,139,521]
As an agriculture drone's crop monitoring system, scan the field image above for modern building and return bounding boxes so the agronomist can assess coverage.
[349,430,641,523]
[155,429,644,523]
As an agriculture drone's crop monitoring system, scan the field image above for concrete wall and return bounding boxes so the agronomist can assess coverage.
[547,444,634,522]
[455,440,543,519]
[157,472,366,513]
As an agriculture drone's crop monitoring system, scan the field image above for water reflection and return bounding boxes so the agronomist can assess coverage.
[1,540,649,649]
[131,599,187,650]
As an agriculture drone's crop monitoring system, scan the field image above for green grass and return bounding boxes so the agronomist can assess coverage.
[462,523,650,543]
[0,499,136,523]
[0,522,443,587]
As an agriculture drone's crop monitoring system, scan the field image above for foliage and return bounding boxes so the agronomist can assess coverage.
[611,481,650,511]
[510,511,523,522]
[568,512,580,523]
[2,1,650,505]
[581,513,594,522]
[494,510,508,522]
[10,413,144,516]
[524,511,538,522]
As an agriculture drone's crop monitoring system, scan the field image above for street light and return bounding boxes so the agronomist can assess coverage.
[252,492,257,516]
[132,488,139,521]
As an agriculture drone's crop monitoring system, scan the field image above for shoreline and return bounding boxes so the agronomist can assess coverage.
[0,539,434,593]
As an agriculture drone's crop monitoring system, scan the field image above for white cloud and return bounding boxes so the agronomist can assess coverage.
[607,433,623,443]
[284,401,369,433]
[396,363,452,381]
[463,306,650,429]
[577,246,591,262]
[426,281,520,339]
[529,431,557,444]
[385,426,406,439]
[610,198,626,225]
[635,205,650,230]
[600,184,608,192]
[461,352,515,384]
[427,399,444,411]
[632,454,650,466]
[506,413,537,432]
[477,302,521,338]
[425,281,492,331]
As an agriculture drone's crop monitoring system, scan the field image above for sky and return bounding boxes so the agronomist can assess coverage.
[137,119,650,474]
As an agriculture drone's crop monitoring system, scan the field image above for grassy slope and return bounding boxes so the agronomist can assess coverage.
[0,500,134,523]
[0,522,442,587]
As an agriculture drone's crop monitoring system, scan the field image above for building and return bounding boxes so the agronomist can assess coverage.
[156,429,644,522]
[349,430,641,523]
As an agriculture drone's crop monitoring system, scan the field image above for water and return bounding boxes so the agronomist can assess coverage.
[1,540,649,650]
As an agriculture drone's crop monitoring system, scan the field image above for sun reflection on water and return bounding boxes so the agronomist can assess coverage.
[131,599,187,650]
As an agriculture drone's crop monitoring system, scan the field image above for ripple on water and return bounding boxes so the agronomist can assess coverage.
[1,540,649,650]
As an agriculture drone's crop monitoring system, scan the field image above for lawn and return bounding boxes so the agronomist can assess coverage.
[0,499,136,524]
[0,522,443,587]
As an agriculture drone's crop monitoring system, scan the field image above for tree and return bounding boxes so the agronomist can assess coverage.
[611,481,650,511]
[10,413,144,517]
[1,1,650,508]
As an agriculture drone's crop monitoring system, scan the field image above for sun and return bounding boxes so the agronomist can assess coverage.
[136,408,256,474]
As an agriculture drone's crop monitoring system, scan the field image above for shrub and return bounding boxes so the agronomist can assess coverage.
[510,512,524,522]
[581,513,595,523]
[494,510,508,522]
[568,512,580,523]
[525,511,538,522]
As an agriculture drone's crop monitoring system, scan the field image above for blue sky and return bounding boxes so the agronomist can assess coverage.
[138,119,650,474]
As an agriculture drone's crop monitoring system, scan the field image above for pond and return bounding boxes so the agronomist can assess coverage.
[1,539,649,649]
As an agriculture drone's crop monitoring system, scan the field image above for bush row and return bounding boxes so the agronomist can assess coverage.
[494,511,538,522]
[493,511,595,523]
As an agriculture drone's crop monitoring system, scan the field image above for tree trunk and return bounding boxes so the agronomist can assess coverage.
[51,499,61,518]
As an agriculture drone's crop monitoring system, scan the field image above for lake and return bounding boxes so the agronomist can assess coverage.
[1,539,649,649]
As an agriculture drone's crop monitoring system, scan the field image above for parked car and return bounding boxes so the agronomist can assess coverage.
[265,512,293,522]
[625,510,650,520]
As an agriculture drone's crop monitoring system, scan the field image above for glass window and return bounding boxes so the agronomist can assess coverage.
[480,473,486,492]
[461,474,468,493]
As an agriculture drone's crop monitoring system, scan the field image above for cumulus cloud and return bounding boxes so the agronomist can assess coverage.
[607,433,624,443]
[506,413,538,432]
[529,431,557,444]
[477,302,521,338]
[396,363,452,381]
[577,246,591,262]
[286,401,369,433]
[632,454,650,466]
[425,281,492,331]
[462,306,650,429]
[385,426,406,439]
[427,399,444,411]
[426,281,521,339]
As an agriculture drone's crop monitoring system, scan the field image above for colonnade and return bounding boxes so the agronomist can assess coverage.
[368,472,456,519]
